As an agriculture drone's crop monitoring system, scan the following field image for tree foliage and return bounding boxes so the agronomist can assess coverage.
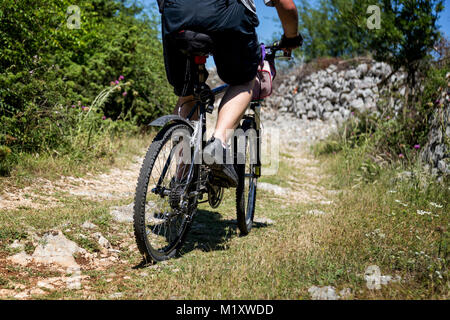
[297,0,445,86]
[297,0,368,60]
[339,0,444,87]
[0,0,175,157]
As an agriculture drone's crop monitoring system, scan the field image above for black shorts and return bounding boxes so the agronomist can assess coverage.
[161,0,262,96]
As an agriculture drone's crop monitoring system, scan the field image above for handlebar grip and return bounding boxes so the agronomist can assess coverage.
[272,41,281,50]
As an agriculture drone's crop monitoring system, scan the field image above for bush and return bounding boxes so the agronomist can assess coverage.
[0,145,12,176]
[0,0,176,175]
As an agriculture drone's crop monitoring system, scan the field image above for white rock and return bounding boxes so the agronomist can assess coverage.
[9,240,25,250]
[0,289,16,297]
[14,291,29,299]
[110,202,156,223]
[350,98,365,112]
[326,64,337,73]
[356,63,368,75]
[81,221,97,230]
[109,292,124,299]
[37,280,55,290]
[308,286,339,300]
[320,87,334,99]
[332,111,344,123]
[339,288,352,299]
[253,217,275,225]
[345,69,358,79]
[29,288,46,296]
[339,107,351,119]
[307,110,317,119]
[322,111,332,121]
[306,209,327,216]
[258,183,289,196]
[66,277,82,290]
[7,251,32,266]
[110,203,134,223]
[31,230,85,269]
[93,232,112,250]
[361,88,373,98]
[324,101,334,112]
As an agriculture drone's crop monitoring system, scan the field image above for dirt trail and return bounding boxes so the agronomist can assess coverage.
[0,156,144,211]
[1,108,336,211]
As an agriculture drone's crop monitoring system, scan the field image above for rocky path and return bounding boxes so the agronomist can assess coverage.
[0,109,340,299]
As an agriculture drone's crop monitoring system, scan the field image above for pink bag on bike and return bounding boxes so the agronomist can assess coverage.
[252,44,276,101]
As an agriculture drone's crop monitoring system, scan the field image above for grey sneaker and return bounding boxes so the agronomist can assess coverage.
[203,137,238,188]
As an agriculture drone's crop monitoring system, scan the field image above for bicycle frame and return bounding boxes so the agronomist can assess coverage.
[149,43,282,205]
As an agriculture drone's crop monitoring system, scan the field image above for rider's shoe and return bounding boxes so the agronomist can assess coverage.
[203,137,238,188]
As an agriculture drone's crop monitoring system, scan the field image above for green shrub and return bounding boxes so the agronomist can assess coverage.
[0,145,12,176]
[0,0,176,175]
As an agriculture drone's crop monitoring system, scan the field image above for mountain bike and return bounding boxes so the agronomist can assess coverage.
[133,34,286,263]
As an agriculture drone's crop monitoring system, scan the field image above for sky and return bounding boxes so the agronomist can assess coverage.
[141,0,450,67]
[254,0,450,43]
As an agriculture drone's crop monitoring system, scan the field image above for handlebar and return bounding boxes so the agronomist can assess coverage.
[264,42,293,62]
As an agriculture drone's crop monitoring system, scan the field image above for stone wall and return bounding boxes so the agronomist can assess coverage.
[421,75,450,179]
[208,59,448,179]
[265,60,406,123]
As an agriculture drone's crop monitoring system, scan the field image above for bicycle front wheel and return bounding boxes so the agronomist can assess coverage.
[134,123,196,263]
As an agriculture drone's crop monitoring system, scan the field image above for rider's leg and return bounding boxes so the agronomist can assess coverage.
[202,78,254,188]
[213,78,255,145]
[172,95,198,181]
[173,95,198,120]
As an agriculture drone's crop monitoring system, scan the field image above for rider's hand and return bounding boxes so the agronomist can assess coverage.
[279,33,303,56]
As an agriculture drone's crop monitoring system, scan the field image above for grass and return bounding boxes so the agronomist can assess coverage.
[0,132,448,300]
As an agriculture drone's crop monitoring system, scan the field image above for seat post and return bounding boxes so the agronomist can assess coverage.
[191,55,215,116]
[194,56,209,84]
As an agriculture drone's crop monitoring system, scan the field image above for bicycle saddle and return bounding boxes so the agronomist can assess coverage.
[170,30,214,57]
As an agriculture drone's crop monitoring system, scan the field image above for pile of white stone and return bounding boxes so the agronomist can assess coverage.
[265,60,406,123]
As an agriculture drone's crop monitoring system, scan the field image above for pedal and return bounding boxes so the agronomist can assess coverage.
[206,104,214,114]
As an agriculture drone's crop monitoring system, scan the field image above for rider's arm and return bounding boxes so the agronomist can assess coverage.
[272,0,299,38]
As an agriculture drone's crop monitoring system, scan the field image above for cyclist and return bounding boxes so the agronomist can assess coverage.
[158,0,302,187]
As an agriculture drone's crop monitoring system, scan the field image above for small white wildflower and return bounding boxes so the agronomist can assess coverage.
[435,271,443,279]
[395,200,408,207]
[429,202,443,208]
[417,210,432,216]
[388,190,397,194]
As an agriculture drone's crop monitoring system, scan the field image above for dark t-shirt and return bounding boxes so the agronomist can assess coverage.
[240,0,275,15]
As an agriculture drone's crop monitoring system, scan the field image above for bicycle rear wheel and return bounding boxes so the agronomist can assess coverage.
[235,119,258,235]
[134,123,196,262]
